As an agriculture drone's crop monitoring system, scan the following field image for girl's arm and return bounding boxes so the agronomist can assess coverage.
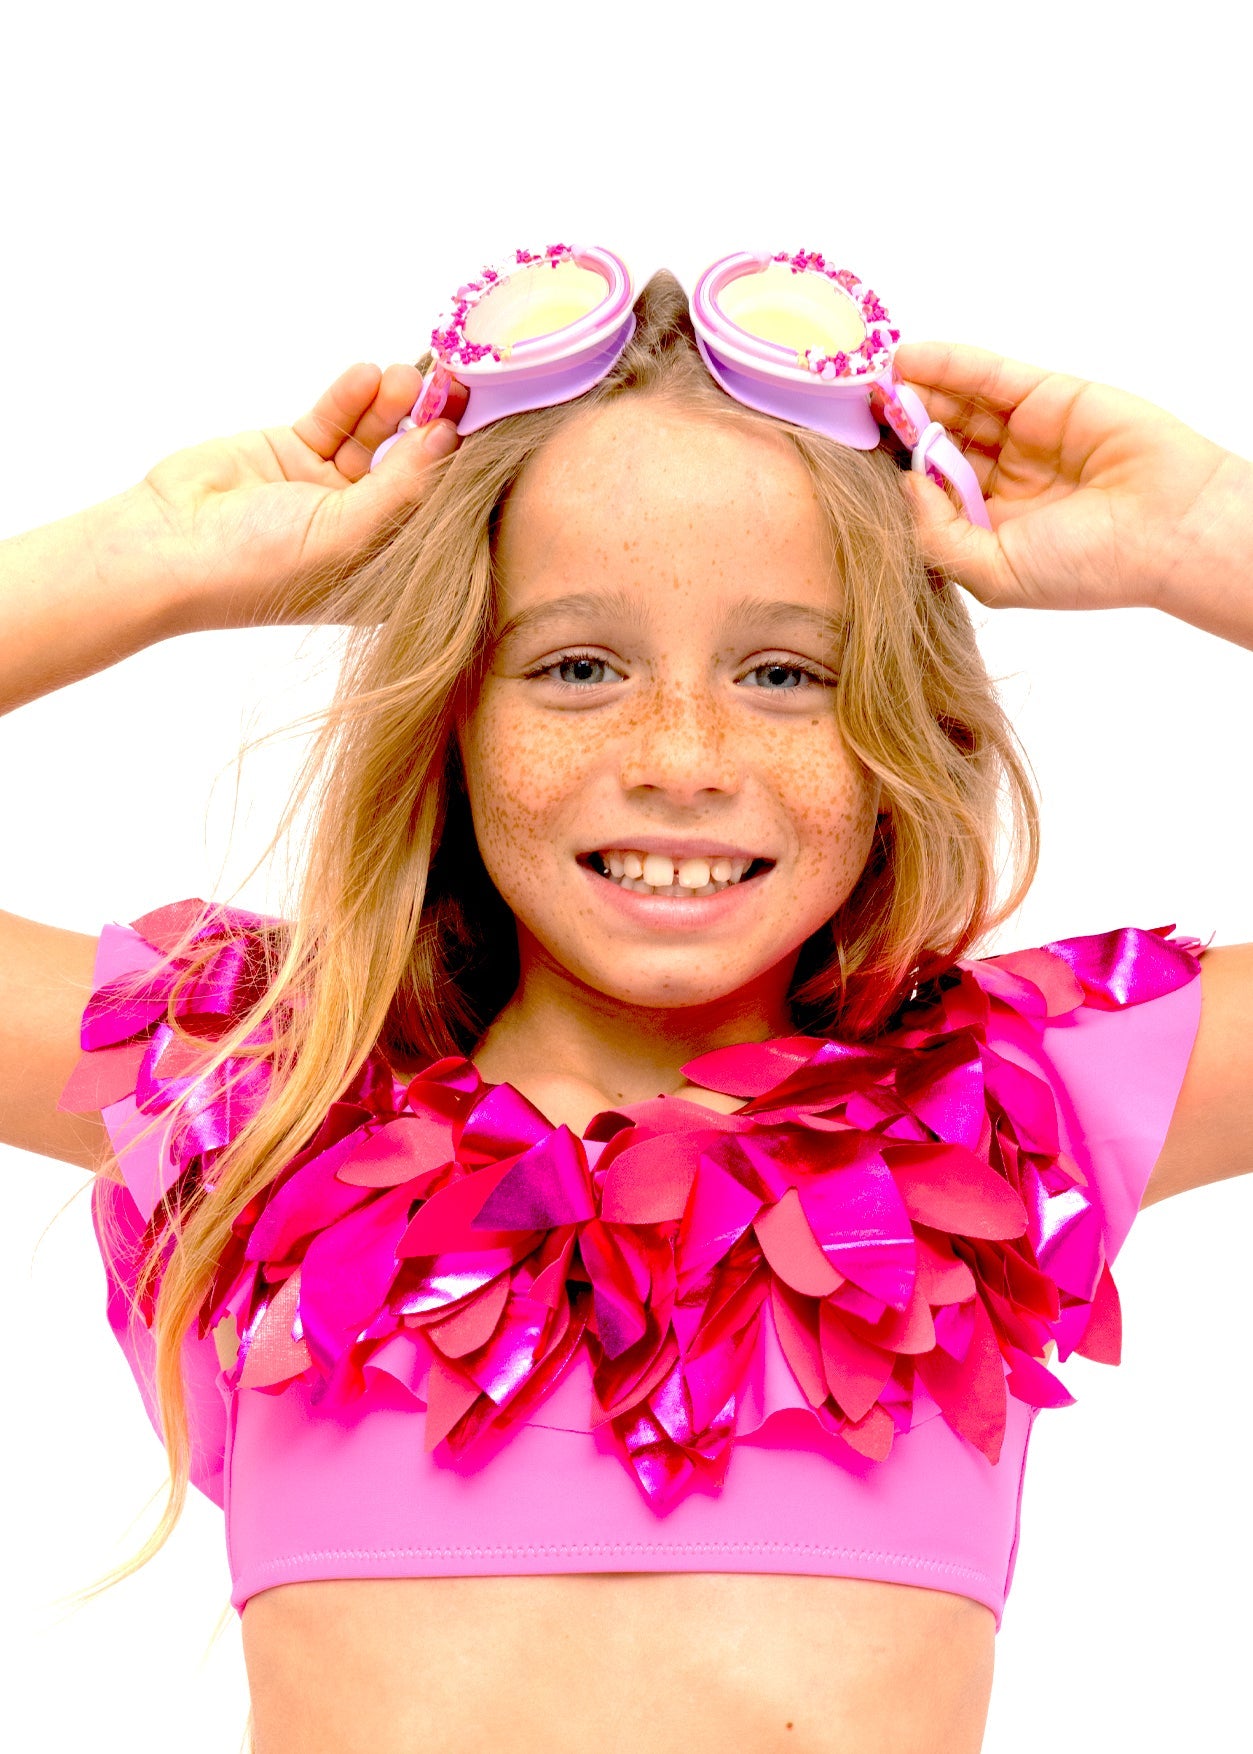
[898,342,1253,1205]
[0,361,463,1168]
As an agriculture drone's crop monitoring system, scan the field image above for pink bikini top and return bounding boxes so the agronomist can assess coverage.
[62,902,1205,1630]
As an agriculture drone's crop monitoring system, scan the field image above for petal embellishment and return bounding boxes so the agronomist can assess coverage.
[458,1081,556,1164]
[914,1232,977,1305]
[80,976,171,1050]
[915,1297,1008,1463]
[985,947,1085,1016]
[58,1037,148,1112]
[336,1112,456,1186]
[1003,1346,1074,1409]
[237,1271,311,1390]
[769,1280,827,1408]
[841,1401,896,1462]
[423,1354,482,1451]
[754,1189,843,1296]
[872,1273,936,1355]
[398,1155,531,1255]
[680,1035,822,1098]
[799,1157,917,1310]
[580,1217,649,1360]
[818,1301,895,1424]
[297,1182,416,1369]
[245,1144,376,1264]
[425,1270,511,1357]
[887,1142,1028,1239]
[981,1050,1060,1156]
[461,1290,551,1406]
[599,1132,703,1224]
[1072,1260,1122,1364]
[1041,923,1201,1008]
[473,1126,595,1229]
[676,1153,763,1289]
[1033,1182,1103,1300]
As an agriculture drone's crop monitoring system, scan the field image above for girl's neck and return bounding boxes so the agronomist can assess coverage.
[471,951,796,1108]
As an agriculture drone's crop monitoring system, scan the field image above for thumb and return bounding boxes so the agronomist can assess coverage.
[342,419,462,531]
[901,471,1011,606]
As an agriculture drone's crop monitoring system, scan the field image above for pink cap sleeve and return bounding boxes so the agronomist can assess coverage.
[1038,975,1202,1264]
[59,904,275,1510]
[972,928,1205,1366]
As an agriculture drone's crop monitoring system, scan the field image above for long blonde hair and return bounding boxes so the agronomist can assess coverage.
[83,268,1038,1597]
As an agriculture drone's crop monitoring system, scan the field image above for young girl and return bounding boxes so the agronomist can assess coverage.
[3,255,1250,1754]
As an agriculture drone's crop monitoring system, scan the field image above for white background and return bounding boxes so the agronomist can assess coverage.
[2,2,1250,1749]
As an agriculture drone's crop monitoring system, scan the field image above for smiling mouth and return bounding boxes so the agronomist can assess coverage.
[580,850,776,897]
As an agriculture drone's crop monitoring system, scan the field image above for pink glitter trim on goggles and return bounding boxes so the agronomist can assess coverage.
[371,243,989,529]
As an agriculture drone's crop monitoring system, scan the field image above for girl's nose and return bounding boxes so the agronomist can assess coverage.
[617,689,741,800]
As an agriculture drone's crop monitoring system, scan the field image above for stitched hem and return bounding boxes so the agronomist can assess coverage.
[234,1540,998,1598]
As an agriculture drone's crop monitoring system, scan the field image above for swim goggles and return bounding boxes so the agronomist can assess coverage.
[371,243,988,528]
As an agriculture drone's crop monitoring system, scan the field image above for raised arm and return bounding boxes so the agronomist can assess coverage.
[0,361,463,1168]
[898,341,1253,1203]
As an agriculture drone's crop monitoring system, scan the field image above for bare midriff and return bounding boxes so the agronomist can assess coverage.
[242,1573,996,1754]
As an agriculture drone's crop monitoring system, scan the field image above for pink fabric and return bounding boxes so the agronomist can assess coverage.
[66,910,1204,1629]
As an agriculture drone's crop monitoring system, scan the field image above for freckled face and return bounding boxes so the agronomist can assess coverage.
[457,398,881,1013]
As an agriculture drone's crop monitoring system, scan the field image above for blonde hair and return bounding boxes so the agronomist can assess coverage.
[80,269,1038,1607]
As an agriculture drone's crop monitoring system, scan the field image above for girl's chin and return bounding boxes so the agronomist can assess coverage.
[556,937,796,1013]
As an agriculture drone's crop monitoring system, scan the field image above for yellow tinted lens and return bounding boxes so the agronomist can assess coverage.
[462,259,609,347]
[718,260,865,354]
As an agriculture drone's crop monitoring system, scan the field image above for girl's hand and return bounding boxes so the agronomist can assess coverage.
[895,342,1253,639]
[120,363,468,630]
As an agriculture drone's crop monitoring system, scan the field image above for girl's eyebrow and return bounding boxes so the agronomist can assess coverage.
[494,588,648,646]
[494,590,846,648]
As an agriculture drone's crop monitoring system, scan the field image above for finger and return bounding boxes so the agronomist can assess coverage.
[331,359,429,477]
[894,342,1052,415]
[292,363,384,461]
[903,394,1011,460]
[322,417,463,545]
[900,472,1022,608]
[333,362,428,482]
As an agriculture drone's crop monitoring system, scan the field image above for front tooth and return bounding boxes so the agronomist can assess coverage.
[607,851,626,878]
[623,851,644,880]
[641,853,675,888]
[709,858,733,883]
[677,858,711,889]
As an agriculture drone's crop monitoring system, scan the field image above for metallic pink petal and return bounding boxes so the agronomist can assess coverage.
[580,1217,649,1360]
[461,1290,552,1405]
[914,1232,977,1304]
[1003,1345,1074,1408]
[599,1131,704,1223]
[237,1271,311,1389]
[398,1154,531,1255]
[297,1182,416,1369]
[887,1141,1028,1239]
[676,1152,762,1289]
[244,1141,376,1263]
[395,1246,528,1315]
[754,1188,843,1296]
[473,1126,595,1229]
[818,1301,895,1423]
[769,1280,827,1407]
[915,1296,1008,1464]
[336,1112,456,1186]
[458,1081,555,1164]
[679,1035,821,1098]
[799,1157,917,1310]
[424,1271,510,1357]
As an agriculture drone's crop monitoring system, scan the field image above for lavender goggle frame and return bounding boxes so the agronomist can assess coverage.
[370,244,988,530]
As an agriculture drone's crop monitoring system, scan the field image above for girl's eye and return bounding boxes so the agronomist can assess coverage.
[739,661,834,692]
[526,652,624,688]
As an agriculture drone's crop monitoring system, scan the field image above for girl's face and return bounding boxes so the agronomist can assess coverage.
[458,397,882,1022]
